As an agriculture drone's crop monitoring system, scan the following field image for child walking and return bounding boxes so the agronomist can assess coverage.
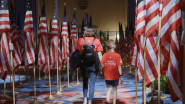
[100,39,123,104]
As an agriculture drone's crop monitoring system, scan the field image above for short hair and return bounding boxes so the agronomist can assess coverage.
[106,39,115,49]
[84,26,95,37]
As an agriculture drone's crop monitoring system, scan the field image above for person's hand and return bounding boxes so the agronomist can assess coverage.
[120,78,123,84]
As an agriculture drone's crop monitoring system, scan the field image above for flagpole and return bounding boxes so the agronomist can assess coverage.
[75,68,81,85]
[64,3,72,88]
[135,67,137,104]
[38,69,42,80]
[59,70,65,91]
[45,32,56,100]
[129,65,132,73]
[182,10,185,104]
[0,81,12,99]
[18,67,23,85]
[29,32,42,104]
[8,31,16,104]
[54,35,62,95]
[157,2,163,104]
[143,43,146,104]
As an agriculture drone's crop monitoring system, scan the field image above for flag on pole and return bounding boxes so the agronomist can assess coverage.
[128,0,139,66]
[37,0,49,74]
[80,19,84,37]
[160,0,182,102]
[24,0,35,71]
[61,3,69,64]
[84,12,88,30]
[89,15,92,27]
[70,8,77,53]
[143,0,159,85]
[49,0,62,70]
[10,2,21,71]
[17,12,24,57]
[0,0,11,75]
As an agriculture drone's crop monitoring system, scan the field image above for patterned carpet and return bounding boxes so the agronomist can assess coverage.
[0,67,182,104]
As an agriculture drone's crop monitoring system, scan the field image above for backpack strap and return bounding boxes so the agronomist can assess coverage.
[83,37,95,46]
[83,37,88,45]
[91,38,95,45]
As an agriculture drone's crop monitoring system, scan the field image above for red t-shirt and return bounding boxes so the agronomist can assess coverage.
[101,52,123,80]
[77,37,103,53]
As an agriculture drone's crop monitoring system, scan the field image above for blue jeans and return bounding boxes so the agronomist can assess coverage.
[80,63,97,102]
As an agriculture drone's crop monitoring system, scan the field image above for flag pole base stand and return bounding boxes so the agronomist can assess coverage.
[75,82,81,85]
[54,90,63,95]
[64,85,73,88]
[0,94,12,99]
[148,90,159,96]
[10,86,18,91]
[146,98,158,104]
[37,78,42,80]
[153,95,167,99]
[29,98,42,104]
[59,87,65,92]
[18,81,23,85]
[10,90,19,94]
[44,74,48,79]
[141,85,151,90]
[45,95,56,100]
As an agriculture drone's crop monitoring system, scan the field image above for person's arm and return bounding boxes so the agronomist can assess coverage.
[98,52,102,61]
[118,66,123,84]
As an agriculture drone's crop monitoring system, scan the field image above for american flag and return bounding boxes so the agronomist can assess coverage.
[135,0,146,36]
[115,31,119,53]
[0,0,12,76]
[50,0,62,70]
[128,0,139,66]
[10,2,21,71]
[160,0,182,102]
[61,3,69,65]
[24,0,35,71]
[80,19,84,37]
[17,12,24,57]
[143,0,159,86]
[37,0,49,74]
[70,8,77,53]
[84,12,88,29]
[89,15,92,27]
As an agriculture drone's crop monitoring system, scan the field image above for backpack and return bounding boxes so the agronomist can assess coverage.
[81,37,96,63]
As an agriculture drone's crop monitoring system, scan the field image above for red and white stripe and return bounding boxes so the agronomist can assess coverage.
[17,27,24,57]
[0,33,12,72]
[145,0,159,37]
[137,34,145,81]
[129,0,139,66]
[11,23,21,71]
[119,35,126,57]
[49,20,62,70]
[0,71,7,80]
[37,17,49,74]
[24,10,35,71]
[61,22,69,64]
[168,31,182,102]
[160,0,182,102]
[70,23,77,53]
[0,10,10,32]
[145,32,159,85]
[135,0,146,36]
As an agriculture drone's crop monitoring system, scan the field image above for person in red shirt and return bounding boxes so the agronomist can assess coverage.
[77,27,103,104]
[100,39,123,104]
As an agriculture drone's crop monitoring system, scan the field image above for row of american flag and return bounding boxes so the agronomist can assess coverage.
[120,0,184,102]
[0,0,92,82]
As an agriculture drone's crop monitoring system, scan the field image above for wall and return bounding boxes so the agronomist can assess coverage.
[37,0,128,32]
